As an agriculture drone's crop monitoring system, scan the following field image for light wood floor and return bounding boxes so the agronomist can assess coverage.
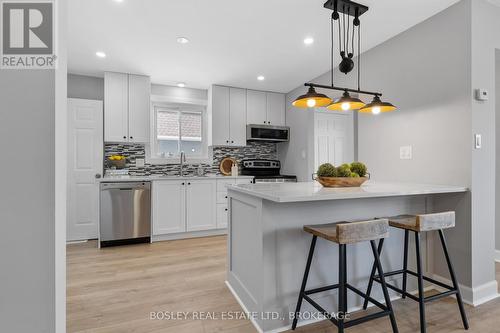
[68,236,500,333]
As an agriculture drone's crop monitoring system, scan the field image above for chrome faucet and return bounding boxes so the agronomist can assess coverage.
[179,151,186,177]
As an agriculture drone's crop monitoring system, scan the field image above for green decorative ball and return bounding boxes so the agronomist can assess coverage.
[350,162,367,177]
[336,165,351,177]
[350,172,360,178]
[317,163,338,177]
[340,163,351,170]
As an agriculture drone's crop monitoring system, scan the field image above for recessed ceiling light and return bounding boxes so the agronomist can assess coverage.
[177,82,186,88]
[257,75,265,81]
[176,37,190,44]
[95,51,106,58]
[304,37,314,45]
[113,0,124,2]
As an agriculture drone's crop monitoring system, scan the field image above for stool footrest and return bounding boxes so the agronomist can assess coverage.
[304,283,339,295]
[302,294,339,326]
[372,268,457,303]
[424,290,458,303]
[301,281,392,329]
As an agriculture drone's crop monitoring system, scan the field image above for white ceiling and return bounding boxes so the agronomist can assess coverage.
[68,0,460,93]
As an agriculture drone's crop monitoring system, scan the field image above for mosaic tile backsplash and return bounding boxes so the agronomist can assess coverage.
[104,142,277,176]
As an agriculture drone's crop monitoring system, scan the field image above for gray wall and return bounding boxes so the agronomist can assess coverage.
[496,50,500,251]
[281,0,475,287]
[67,73,104,100]
[470,0,500,289]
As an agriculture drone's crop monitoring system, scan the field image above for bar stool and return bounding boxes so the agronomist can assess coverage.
[292,219,399,333]
[363,211,469,333]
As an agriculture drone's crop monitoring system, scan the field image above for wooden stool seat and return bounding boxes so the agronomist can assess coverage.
[304,219,389,244]
[387,211,455,232]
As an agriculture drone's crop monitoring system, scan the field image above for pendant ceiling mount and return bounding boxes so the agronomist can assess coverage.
[292,0,397,114]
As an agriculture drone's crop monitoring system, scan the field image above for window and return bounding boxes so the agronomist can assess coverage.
[150,103,208,161]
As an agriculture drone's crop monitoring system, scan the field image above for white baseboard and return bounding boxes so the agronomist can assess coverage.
[431,274,499,306]
[495,250,500,263]
[151,229,227,242]
[225,280,431,333]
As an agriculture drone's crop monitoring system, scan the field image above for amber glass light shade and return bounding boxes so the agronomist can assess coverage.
[292,86,332,108]
[359,95,396,114]
[327,91,366,111]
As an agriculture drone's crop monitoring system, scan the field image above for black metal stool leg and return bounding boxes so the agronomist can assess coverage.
[415,232,426,333]
[338,244,346,333]
[343,244,348,314]
[292,236,317,330]
[370,240,399,333]
[402,230,409,299]
[362,238,385,310]
[438,230,469,330]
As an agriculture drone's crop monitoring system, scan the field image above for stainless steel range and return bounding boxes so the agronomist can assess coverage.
[241,159,297,183]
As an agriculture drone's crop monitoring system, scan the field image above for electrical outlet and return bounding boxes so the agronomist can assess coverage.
[400,146,412,160]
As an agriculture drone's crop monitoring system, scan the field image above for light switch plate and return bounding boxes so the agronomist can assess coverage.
[400,146,412,160]
[474,134,482,149]
[135,158,145,167]
[475,89,489,101]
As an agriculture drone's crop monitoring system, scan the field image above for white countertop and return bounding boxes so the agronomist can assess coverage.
[227,181,468,203]
[100,175,254,182]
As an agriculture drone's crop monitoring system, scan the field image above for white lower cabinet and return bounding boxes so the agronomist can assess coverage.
[152,177,253,239]
[186,179,216,232]
[152,180,186,235]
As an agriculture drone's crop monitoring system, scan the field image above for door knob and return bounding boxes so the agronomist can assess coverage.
[95,173,102,179]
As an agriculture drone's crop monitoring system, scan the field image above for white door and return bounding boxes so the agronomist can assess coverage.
[211,85,230,145]
[186,180,216,232]
[104,72,128,142]
[229,87,247,146]
[152,180,186,235]
[128,74,150,143]
[67,99,103,241]
[266,92,286,126]
[246,90,267,125]
[314,111,354,171]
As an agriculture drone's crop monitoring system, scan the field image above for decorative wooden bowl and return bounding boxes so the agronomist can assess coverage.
[108,158,126,169]
[315,176,368,188]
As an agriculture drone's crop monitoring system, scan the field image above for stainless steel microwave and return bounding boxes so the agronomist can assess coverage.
[246,124,290,142]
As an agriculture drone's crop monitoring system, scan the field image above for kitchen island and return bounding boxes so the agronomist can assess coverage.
[225,181,468,332]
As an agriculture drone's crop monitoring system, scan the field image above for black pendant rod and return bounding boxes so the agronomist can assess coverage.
[304,82,382,97]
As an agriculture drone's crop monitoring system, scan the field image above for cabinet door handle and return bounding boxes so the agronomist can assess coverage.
[263,121,266,124]
[130,136,133,139]
[188,182,191,185]
[181,182,185,185]
[231,140,234,144]
[225,196,227,199]
[225,208,228,211]
[123,136,127,139]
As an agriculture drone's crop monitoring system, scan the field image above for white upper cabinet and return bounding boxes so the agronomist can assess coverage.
[210,85,230,146]
[266,92,286,126]
[246,90,286,126]
[104,72,150,143]
[128,74,150,143]
[208,85,246,147]
[229,87,247,146]
[246,90,267,125]
[104,72,128,142]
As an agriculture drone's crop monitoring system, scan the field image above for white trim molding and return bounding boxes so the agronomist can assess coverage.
[432,274,499,306]
[494,250,500,262]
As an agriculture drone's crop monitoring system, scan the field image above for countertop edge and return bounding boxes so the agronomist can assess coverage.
[100,175,254,182]
[226,183,469,203]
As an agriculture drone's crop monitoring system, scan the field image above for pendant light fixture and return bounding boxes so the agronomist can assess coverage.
[292,86,332,108]
[292,0,396,114]
[359,95,396,114]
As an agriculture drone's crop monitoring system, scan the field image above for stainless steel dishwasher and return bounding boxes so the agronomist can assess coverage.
[100,182,151,247]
